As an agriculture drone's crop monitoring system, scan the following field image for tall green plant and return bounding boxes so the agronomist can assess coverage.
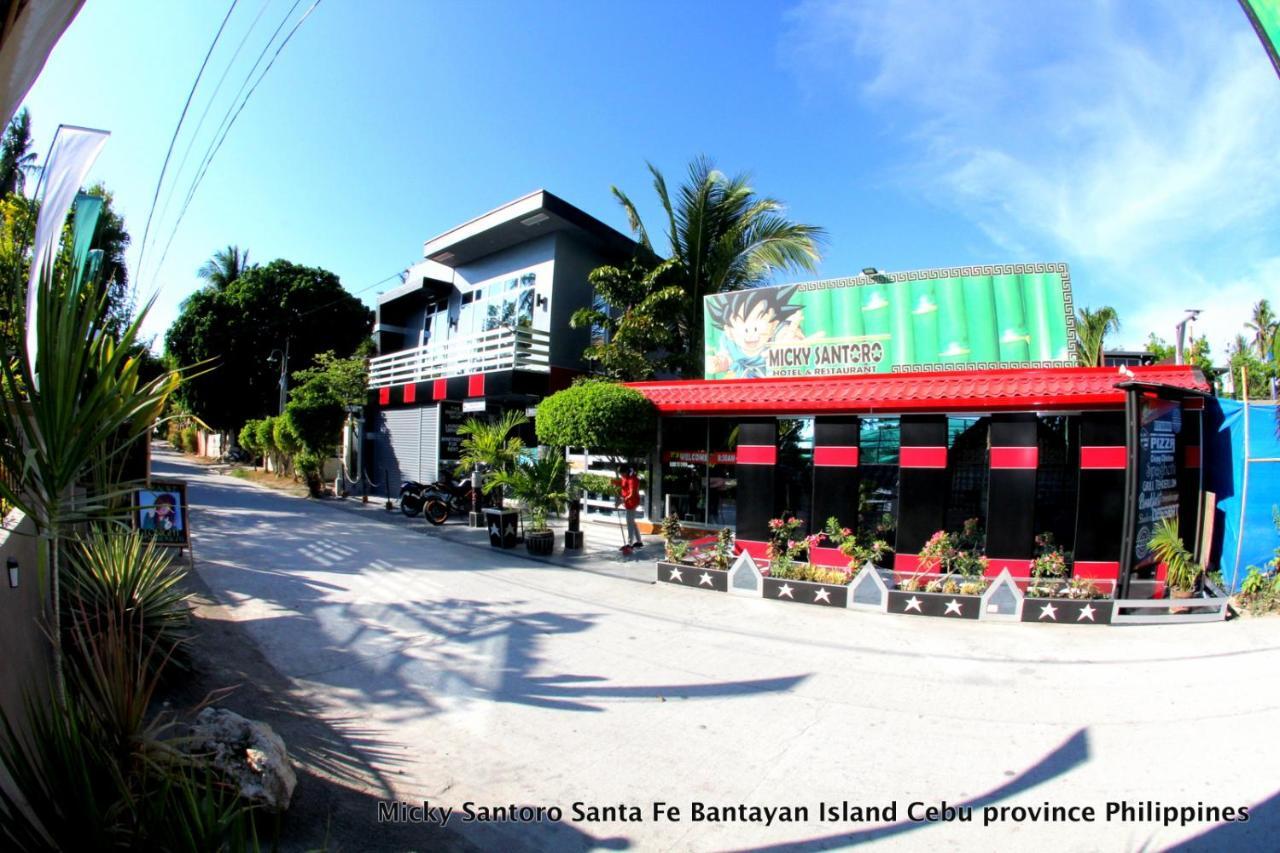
[455,410,528,477]
[486,453,567,531]
[1148,517,1199,593]
[1075,306,1120,367]
[0,268,181,698]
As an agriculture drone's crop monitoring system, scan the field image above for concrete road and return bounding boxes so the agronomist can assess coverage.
[163,448,1280,852]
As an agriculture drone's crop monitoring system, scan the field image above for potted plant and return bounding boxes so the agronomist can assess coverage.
[888,520,989,619]
[1020,532,1114,623]
[655,515,728,591]
[486,453,567,556]
[457,410,529,518]
[761,517,851,607]
[1149,517,1199,607]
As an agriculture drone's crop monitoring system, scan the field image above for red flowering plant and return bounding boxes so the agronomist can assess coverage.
[766,516,806,576]
[911,518,989,593]
[1027,531,1088,598]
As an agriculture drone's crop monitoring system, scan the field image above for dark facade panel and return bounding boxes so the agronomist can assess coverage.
[895,415,948,556]
[986,413,1038,560]
[812,416,860,530]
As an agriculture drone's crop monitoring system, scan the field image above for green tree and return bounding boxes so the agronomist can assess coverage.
[1245,298,1277,360]
[0,107,37,198]
[569,256,685,380]
[535,379,656,460]
[455,410,528,503]
[82,183,133,337]
[284,351,368,495]
[606,157,826,374]
[164,258,372,431]
[486,454,568,532]
[1075,306,1120,367]
[197,244,251,290]
[1145,332,1214,376]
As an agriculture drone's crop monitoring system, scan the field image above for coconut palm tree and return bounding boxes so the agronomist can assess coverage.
[1075,306,1120,367]
[609,157,826,373]
[1245,299,1276,360]
[197,244,251,289]
[0,108,37,198]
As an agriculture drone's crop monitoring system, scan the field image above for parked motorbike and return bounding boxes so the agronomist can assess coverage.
[398,481,430,517]
[421,476,477,525]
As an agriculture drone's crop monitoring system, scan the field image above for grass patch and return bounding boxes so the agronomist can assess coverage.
[230,467,310,497]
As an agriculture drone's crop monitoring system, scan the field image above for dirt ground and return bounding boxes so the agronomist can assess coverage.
[158,568,473,853]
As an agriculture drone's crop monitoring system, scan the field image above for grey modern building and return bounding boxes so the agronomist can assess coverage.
[366,190,636,488]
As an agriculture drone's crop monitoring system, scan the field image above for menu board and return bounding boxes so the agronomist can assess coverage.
[438,402,465,480]
[1133,397,1182,564]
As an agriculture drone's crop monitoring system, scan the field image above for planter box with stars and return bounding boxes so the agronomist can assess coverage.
[886,589,981,620]
[762,576,849,608]
[1021,597,1113,624]
[655,561,728,592]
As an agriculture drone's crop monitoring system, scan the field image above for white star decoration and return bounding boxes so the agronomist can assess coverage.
[813,587,831,604]
[699,572,713,586]
[1077,604,1097,622]
[489,524,500,537]
[778,584,795,599]
[944,598,963,616]
[1039,602,1058,621]
[668,567,683,582]
[904,595,923,613]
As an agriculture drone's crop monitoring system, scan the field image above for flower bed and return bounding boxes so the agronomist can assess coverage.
[655,520,734,592]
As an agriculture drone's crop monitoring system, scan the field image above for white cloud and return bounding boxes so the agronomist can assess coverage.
[781,0,1280,359]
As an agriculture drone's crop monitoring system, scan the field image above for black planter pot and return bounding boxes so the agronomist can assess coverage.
[887,589,981,619]
[655,561,727,592]
[1021,598,1113,624]
[525,529,554,556]
[762,576,848,608]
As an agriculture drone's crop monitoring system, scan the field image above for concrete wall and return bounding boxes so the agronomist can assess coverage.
[0,511,52,798]
[548,231,617,370]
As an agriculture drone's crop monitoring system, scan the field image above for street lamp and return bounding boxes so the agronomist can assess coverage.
[1174,309,1201,366]
[267,341,290,414]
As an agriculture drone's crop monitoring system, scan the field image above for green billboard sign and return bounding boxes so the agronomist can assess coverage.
[703,263,1077,379]
[1241,0,1280,79]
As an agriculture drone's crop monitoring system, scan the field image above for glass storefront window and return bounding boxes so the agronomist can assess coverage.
[707,420,738,528]
[859,417,900,539]
[945,416,990,532]
[661,418,709,523]
[775,418,814,533]
[1035,415,1078,551]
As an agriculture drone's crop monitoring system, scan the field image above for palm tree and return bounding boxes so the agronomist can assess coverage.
[1075,306,1120,367]
[455,410,529,504]
[610,157,826,373]
[1245,299,1276,360]
[0,108,37,197]
[197,244,251,289]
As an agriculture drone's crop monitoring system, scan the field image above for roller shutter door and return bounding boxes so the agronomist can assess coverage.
[372,406,440,487]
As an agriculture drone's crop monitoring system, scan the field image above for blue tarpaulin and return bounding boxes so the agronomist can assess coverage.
[1205,399,1280,589]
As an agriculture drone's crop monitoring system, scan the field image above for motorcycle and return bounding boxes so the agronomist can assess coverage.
[420,476,478,525]
[398,481,430,517]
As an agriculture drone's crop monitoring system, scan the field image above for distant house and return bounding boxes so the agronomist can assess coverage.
[367,190,636,487]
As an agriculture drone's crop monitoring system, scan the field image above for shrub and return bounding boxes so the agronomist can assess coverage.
[535,379,656,459]
[766,516,806,576]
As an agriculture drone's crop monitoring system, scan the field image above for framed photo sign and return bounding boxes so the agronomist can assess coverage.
[135,482,189,547]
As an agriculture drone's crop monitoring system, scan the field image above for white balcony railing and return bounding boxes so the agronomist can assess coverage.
[368,326,552,389]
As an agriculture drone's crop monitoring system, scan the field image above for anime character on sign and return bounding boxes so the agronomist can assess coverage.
[138,487,188,545]
[706,286,809,378]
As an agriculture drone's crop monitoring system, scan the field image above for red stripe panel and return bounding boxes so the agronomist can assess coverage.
[900,446,947,468]
[1182,397,1205,411]
[736,444,777,465]
[1073,561,1119,581]
[377,386,390,405]
[468,374,485,397]
[809,546,849,567]
[990,446,1038,469]
[814,445,859,467]
[735,539,769,563]
[403,383,416,404]
[433,379,447,401]
[1184,446,1201,469]
[984,557,1033,579]
[892,552,921,585]
[1080,445,1126,469]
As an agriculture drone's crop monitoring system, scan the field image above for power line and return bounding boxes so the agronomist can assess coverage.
[135,0,240,287]
[298,270,405,320]
[152,0,322,286]
[154,0,275,237]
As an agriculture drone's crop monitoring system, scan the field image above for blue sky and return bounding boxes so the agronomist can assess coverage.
[19,0,1280,358]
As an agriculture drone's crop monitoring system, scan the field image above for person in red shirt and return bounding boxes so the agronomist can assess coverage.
[618,465,643,549]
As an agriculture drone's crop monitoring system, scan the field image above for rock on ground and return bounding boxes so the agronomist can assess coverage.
[186,706,297,812]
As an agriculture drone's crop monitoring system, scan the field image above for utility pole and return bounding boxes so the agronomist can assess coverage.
[1174,309,1201,365]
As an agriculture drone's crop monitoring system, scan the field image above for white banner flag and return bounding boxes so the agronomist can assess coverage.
[25,124,109,373]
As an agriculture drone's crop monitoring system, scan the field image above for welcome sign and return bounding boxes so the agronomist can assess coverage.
[703,263,1077,379]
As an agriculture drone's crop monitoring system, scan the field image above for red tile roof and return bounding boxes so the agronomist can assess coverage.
[627,365,1210,416]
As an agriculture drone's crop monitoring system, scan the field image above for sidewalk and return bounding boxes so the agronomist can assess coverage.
[291,486,661,585]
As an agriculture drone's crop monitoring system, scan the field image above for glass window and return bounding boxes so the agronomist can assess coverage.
[775,418,814,533]
[661,417,708,523]
[858,417,900,540]
[1034,415,1078,551]
[707,420,737,529]
[945,416,990,532]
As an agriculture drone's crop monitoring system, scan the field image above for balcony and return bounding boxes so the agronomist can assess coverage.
[368,326,551,389]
